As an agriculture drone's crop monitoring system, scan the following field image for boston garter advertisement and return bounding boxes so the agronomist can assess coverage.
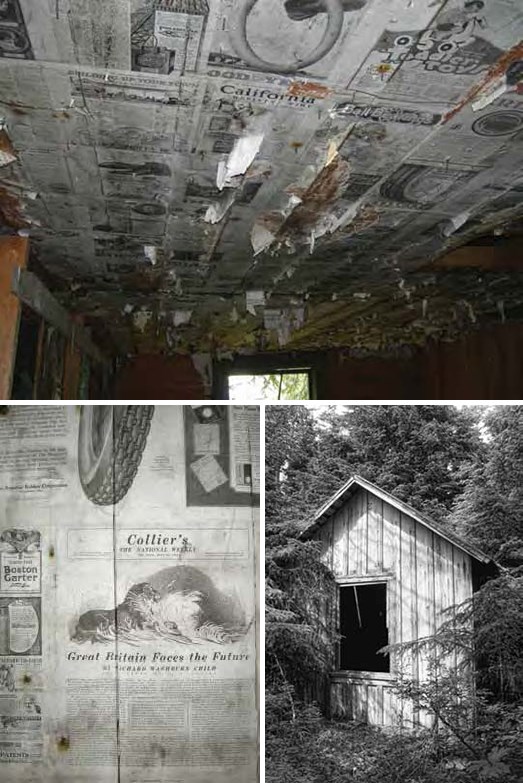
[0,405,259,782]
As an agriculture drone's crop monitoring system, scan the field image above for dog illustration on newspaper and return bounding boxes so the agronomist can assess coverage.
[71,565,249,646]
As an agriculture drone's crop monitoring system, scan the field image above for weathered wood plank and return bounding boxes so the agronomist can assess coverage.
[349,489,367,575]
[328,518,334,571]
[332,507,348,576]
[353,682,368,723]
[382,501,400,671]
[453,549,472,607]
[367,492,382,573]
[382,500,399,572]
[416,523,435,728]
[331,682,344,719]
[437,537,457,691]
[367,684,382,726]
[453,548,474,721]
[382,684,400,727]
[319,524,330,568]
[347,493,356,575]
[345,681,353,721]
[0,236,28,398]
[398,512,417,727]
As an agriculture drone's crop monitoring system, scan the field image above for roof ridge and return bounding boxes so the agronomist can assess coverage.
[304,473,492,564]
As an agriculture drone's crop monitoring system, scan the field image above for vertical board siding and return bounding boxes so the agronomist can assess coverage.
[353,683,368,723]
[415,523,436,728]
[319,524,330,568]
[330,683,342,718]
[383,501,400,673]
[382,685,398,726]
[335,681,396,725]
[367,493,383,572]
[328,519,334,572]
[348,489,367,575]
[325,489,476,730]
[433,534,446,644]
[332,506,348,576]
[347,493,357,575]
[367,685,382,726]
[382,500,398,572]
[453,549,473,720]
[453,550,472,607]
[437,538,457,683]
[399,511,417,727]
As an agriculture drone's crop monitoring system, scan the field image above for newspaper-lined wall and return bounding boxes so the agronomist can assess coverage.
[0,405,259,782]
[0,1,522,352]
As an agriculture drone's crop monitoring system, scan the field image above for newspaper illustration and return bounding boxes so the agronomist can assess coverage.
[0,405,259,782]
[131,0,210,74]
[0,598,41,656]
[78,405,154,506]
[0,531,41,595]
[70,562,249,647]
[206,0,369,79]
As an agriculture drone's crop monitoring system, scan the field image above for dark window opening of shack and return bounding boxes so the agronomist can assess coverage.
[339,583,390,673]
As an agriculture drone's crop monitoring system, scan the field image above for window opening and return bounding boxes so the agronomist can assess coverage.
[339,583,389,673]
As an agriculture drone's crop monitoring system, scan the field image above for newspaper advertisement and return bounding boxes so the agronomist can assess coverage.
[228,406,260,494]
[0,405,259,783]
[18,0,519,95]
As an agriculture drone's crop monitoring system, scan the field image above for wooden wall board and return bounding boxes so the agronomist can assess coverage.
[0,236,28,399]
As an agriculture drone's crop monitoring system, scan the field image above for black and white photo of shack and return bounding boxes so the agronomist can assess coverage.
[302,475,496,729]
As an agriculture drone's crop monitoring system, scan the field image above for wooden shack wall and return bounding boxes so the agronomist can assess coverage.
[317,487,473,728]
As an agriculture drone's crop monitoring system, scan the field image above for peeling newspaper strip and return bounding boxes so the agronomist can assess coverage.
[0,405,259,782]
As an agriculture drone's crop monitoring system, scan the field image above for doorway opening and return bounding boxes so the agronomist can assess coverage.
[339,583,389,673]
[228,371,311,400]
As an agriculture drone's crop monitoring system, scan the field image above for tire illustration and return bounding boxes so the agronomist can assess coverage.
[78,406,154,505]
[230,0,345,74]
[380,164,462,206]
[380,164,428,203]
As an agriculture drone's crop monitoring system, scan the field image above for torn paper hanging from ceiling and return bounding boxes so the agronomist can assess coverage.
[204,189,236,223]
[173,309,192,326]
[216,113,270,191]
[245,289,265,315]
[264,306,306,346]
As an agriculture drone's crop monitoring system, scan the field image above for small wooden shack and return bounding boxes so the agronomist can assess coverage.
[303,475,495,729]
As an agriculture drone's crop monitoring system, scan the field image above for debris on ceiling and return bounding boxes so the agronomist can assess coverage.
[0,0,522,356]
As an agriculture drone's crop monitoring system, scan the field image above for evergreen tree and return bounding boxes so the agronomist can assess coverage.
[265,406,336,708]
[317,405,483,524]
[451,406,523,565]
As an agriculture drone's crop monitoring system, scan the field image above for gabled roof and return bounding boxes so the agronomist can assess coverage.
[303,474,492,565]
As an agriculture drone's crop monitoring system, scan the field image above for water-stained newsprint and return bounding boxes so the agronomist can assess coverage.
[0,405,259,783]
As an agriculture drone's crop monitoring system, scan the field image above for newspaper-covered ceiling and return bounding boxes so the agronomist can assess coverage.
[0,0,522,353]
